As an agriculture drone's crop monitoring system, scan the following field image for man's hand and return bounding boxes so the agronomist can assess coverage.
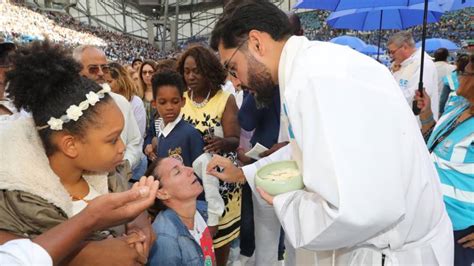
[259,141,289,158]
[206,155,246,183]
[256,187,274,205]
[124,232,148,264]
[69,236,147,266]
[458,233,474,249]
[83,176,159,231]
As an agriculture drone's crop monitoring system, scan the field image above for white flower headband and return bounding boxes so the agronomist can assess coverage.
[37,83,111,131]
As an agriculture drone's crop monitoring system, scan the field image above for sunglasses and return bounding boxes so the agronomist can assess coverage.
[142,70,154,76]
[87,64,110,75]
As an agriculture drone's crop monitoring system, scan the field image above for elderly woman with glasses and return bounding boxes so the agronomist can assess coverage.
[177,45,241,266]
[415,54,474,266]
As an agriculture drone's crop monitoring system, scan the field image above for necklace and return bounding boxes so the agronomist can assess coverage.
[190,90,211,108]
[71,195,90,203]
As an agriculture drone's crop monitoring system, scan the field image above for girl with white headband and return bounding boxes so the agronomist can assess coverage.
[0,41,150,265]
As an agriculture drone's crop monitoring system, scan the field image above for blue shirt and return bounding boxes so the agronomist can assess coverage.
[156,118,204,167]
[238,89,280,148]
[149,201,209,266]
[441,72,468,114]
[428,103,474,231]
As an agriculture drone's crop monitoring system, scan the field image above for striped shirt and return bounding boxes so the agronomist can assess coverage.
[442,72,468,114]
[428,103,474,231]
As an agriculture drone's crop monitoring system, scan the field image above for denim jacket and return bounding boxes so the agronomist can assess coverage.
[148,201,208,266]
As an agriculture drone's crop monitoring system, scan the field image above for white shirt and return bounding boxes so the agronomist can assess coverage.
[188,211,208,244]
[0,239,52,266]
[393,48,439,125]
[71,181,101,216]
[130,95,147,139]
[243,36,453,265]
[434,61,456,96]
[222,80,243,108]
[109,92,144,170]
[158,115,182,138]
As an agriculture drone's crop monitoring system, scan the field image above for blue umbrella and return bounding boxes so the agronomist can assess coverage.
[326,5,443,30]
[329,35,367,51]
[415,38,460,51]
[294,0,436,11]
[326,4,443,61]
[361,44,386,55]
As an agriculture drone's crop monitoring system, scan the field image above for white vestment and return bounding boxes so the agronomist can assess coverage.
[242,36,453,265]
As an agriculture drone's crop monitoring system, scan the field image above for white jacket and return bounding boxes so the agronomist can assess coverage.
[109,92,144,170]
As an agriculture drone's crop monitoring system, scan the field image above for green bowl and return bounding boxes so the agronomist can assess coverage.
[255,160,304,196]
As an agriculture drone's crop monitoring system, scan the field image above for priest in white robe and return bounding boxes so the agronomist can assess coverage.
[207,1,454,265]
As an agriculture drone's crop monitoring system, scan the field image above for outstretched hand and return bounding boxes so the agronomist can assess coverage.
[83,176,159,231]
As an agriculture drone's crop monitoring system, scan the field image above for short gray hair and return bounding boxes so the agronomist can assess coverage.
[388,31,415,48]
[72,45,102,63]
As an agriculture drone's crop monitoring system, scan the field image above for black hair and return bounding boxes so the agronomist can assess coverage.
[433,48,449,62]
[177,45,226,91]
[6,40,112,156]
[0,42,15,66]
[456,54,470,72]
[132,58,142,65]
[151,70,186,99]
[210,0,292,50]
[288,13,303,36]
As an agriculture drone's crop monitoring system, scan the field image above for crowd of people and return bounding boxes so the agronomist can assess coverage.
[0,1,179,63]
[0,1,106,46]
[0,0,473,266]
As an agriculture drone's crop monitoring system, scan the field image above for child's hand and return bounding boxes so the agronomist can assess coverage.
[151,136,158,149]
[144,144,157,161]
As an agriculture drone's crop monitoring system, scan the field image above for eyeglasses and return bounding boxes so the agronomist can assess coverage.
[387,46,402,56]
[224,39,248,79]
[142,70,154,76]
[87,64,110,75]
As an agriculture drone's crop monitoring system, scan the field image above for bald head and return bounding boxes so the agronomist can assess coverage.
[73,45,108,84]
